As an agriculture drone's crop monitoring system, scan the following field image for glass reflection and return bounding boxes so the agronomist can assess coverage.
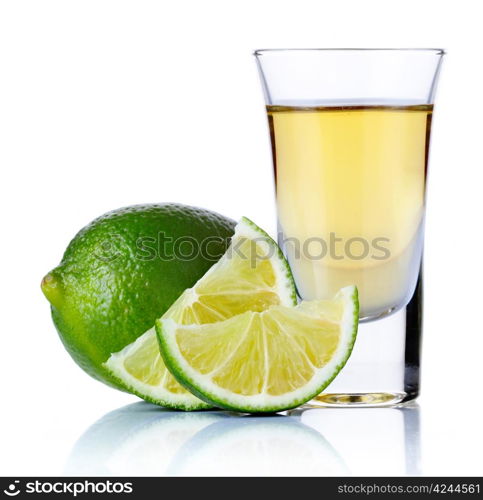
[66,402,420,476]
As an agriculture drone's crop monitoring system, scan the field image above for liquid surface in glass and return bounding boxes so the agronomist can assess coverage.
[268,104,432,319]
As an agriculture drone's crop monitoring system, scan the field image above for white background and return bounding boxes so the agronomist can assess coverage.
[1,0,482,476]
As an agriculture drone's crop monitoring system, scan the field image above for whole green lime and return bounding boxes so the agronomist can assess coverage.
[41,203,235,389]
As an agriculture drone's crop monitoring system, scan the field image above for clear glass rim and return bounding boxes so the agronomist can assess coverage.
[254,48,445,56]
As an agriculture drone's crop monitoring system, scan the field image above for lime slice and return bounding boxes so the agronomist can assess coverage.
[105,217,297,410]
[156,286,358,413]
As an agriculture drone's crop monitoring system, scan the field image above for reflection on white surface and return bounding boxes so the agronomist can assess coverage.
[167,415,347,476]
[293,405,421,475]
[65,403,226,476]
[66,402,420,476]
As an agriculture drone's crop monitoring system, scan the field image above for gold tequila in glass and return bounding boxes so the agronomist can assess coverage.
[269,104,431,319]
[255,49,444,406]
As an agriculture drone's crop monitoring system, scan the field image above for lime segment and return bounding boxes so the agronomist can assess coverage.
[156,286,358,413]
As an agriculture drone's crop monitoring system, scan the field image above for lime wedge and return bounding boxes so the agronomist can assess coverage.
[156,286,358,413]
[105,217,297,410]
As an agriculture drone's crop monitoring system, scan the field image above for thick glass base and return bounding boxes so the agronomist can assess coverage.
[308,276,423,408]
